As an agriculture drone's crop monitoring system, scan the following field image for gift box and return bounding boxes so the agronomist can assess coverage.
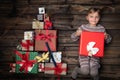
[44,63,67,75]
[9,63,16,72]
[37,14,44,22]
[38,7,45,14]
[15,51,38,73]
[38,63,45,72]
[35,30,57,51]
[32,19,44,29]
[50,52,62,63]
[79,31,104,57]
[35,52,49,62]
[24,31,34,40]
[21,40,34,51]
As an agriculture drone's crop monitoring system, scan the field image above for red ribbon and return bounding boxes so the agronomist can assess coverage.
[21,40,33,51]
[44,20,52,30]
[45,63,67,80]
[35,31,56,51]
[15,50,36,73]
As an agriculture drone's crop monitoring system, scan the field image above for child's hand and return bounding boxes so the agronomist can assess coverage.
[104,32,108,40]
[75,28,82,36]
[88,50,93,56]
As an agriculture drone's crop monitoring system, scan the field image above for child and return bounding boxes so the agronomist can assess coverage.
[71,8,112,80]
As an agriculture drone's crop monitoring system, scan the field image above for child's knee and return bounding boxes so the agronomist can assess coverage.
[90,70,98,77]
[81,67,89,75]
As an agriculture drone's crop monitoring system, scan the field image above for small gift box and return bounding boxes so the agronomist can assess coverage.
[15,51,38,73]
[35,30,57,51]
[37,14,44,22]
[24,31,34,40]
[35,52,50,63]
[9,63,16,72]
[21,40,34,51]
[38,63,45,72]
[32,19,44,29]
[79,31,104,57]
[44,63,67,75]
[38,7,45,14]
[50,52,62,63]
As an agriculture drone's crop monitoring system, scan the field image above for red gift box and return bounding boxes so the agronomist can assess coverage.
[35,30,57,51]
[79,31,104,57]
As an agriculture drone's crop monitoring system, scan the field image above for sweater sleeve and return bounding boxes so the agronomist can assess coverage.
[71,26,82,41]
[105,33,112,44]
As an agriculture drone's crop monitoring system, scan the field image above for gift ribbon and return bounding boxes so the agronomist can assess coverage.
[45,63,67,80]
[44,20,52,30]
[35,30,56,51]
[15,50,36,73]
[35,52,49,62]
[21,40,33,51]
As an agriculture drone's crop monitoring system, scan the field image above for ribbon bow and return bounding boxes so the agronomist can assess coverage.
[35,52,49,62]
[44,20,52,30]
[15,50,36,73]
[35,33,55,42]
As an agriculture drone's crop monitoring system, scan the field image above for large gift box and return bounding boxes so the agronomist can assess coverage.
[24,31,34,40]
[35,30,57,51]
[15,51,38,73]
[44,63,67,75]
[50,52,62,63]
[21,40,34,51]
[79,31,104,57]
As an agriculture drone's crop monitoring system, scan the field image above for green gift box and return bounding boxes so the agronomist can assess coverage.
[15,51,38,73]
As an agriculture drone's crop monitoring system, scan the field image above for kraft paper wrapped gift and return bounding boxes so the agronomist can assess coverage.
[79,31,104,57]
[50,52,62,63]
[15,51,38,73]
[21,40,34,51]
[35,30,57,51]
[32,19,44,29]
[44,63,67,75]
[24,31,34,40]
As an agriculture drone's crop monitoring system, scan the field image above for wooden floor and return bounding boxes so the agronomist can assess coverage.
[0,73,120,80]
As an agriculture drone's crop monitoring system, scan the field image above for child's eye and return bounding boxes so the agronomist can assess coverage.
[90,16,93,18]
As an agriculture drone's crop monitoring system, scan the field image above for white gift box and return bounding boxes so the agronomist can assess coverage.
[50,52,62,63]
[24,31,34,40]
[38,7,45,14]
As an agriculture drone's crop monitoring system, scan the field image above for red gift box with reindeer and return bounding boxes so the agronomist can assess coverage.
[79,31,104,57]
[35,30,57,51]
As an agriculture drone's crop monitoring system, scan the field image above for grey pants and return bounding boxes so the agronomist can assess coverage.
[71,56,100,80]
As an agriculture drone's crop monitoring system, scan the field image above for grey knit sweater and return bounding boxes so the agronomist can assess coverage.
[71,24,112,43]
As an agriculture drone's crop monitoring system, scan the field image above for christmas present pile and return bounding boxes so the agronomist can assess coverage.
[9,7,67,79]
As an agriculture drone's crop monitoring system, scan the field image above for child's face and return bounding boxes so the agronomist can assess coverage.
[86,12,100,26]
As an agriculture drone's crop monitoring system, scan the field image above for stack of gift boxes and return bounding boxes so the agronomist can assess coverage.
[9,7,67,76]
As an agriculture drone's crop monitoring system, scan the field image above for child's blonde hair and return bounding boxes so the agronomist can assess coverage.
[87,8,101,16]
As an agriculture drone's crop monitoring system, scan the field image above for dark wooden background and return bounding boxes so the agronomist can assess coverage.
[0,0,120,80]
